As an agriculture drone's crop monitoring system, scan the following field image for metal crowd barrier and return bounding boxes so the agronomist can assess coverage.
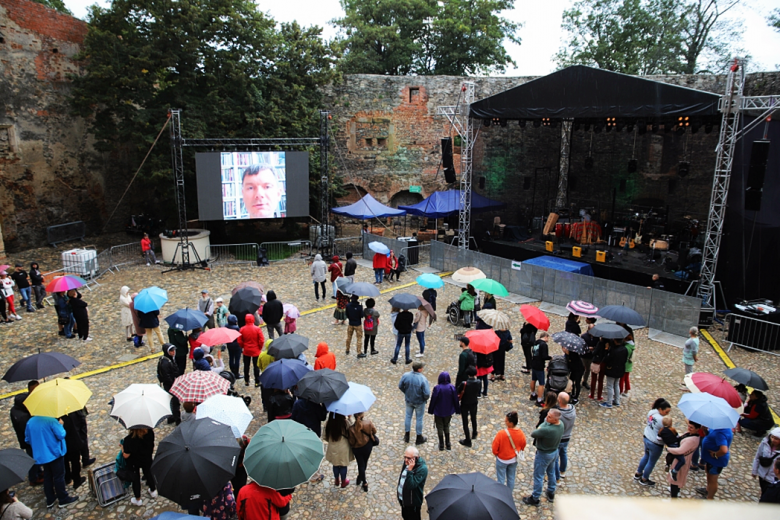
[110,242,147,269]
[400,243,431,267]
[46,221,86,246]
[259,240,313,262]
[207,243,259,266]
[726,313,780,355]
[332,236,363,259]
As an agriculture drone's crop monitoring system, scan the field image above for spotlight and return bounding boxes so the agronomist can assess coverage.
[677,116,690,127]
[627,159,638,173]
[491,118,501,126]
[533,119,541,128]
[519,119,526,128]
[542,117,551,127]
[678,161,689,177]
[584,156,594,169]
[606,117,616,128]
[483,119,491,128]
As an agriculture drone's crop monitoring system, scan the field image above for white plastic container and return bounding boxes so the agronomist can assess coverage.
[61,248,98,278]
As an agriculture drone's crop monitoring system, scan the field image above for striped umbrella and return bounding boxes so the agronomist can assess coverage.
[566,300,599,317]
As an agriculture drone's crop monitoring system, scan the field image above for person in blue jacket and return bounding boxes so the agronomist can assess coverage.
[25,415,79,509]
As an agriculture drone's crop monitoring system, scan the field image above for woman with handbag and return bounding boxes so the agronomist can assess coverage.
[491,411,527,490]
[752,427,780,498]
[348,412,378,492]
[324,413,354,488]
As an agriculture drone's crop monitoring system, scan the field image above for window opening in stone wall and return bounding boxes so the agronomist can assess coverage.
[377,138,387,148]
[409,88,420,103]
[365,138,373,147]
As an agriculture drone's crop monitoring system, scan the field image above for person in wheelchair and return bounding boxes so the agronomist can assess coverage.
[458,286,477,327]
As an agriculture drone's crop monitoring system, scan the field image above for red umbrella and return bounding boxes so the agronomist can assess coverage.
[520,305,550,331]
[169,371,230,404]
[464,329,500,355]
[684,372,743,409]
[198,328,241,347]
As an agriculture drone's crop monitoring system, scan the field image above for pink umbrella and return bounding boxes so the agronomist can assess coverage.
[198,327,241,347]
[283,304,301,319]
[45,275,87,293]
[566,300,599,317]
[0,265,10,274]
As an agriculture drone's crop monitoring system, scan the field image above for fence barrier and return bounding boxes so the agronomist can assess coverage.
[259,240,313,263]
[207,243,259,266]
[726,313,780,355]
[46,221,86,247]
[110,242,147,269]
[400,243,430,267]
[332,237,364,259]
[362,233,408,261]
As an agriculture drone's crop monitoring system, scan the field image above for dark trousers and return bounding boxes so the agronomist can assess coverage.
[130,461,156,499]
[42,456,70,505]
[314,281,326,299]
[434,416,452,446]
[24,446,43,482]
[64,447,81,483]
[570,372,584,400]
[401,506,421,520]
[244,355,260,384]
[228,344,242,377]
[461,403,478,441]
[175,356,187,377]
[363,334,376,353]
[33,284,46,307]
[589,368,605,399]
[478,375,488,396]
[164,386,181,421]
[267,322,283,340]
[670,484,680,498]
[352,443,373,484]
[522,344,533,370]
[76,318,89,340]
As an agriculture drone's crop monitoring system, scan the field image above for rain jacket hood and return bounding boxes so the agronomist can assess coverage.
[438,372,451,385]
[316,342,330,357]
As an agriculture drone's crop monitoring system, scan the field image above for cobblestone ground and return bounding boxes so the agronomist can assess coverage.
[0,242,777,519]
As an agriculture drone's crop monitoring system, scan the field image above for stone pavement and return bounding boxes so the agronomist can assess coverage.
[0,243,777,519]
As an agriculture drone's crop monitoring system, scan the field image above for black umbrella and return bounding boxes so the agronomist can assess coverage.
[724,367,769,391]
[0,448,35,491]
[2,351,81,383]
[426,472,519,520]
[597,305,645,326]
[229,287,263,325]
[267,334,309,360]
[151,419,240,506]
[389,293,421,310]
[294,369,349,403]
[589,323,630,339]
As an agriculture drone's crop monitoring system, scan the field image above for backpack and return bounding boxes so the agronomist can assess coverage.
[364,312,378,332]
[476,352,493,368]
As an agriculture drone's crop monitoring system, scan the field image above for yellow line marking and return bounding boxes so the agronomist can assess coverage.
[0,272,453,400]
[700,328,780,426]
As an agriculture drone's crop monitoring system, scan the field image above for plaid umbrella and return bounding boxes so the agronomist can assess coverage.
[169,371,230,403]
[551,331,587,355]
[476,310,511,330]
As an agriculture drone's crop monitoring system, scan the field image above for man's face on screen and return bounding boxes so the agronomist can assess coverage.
[242,169,282,218]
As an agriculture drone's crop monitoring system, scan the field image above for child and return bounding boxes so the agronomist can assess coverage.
[362,299,380,356]
[428,371,460,451]
[659,416,687,481]
[620,337,635,397]
[284,310,297,335]
[333,289,348,325]
[458,285,476,327]
[214,298,229,328]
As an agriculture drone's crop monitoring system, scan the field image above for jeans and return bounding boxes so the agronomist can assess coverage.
[532,450,559,499]
[19,287,33,310]
[332,465,347,481]
[606,375,621,405]
[267,322,283,340]
[405,402,425,435]
[496,458,518,489]
[393,333,411,362]
[64,314,75,338]
[415,331,425,354]
[637,437,664,480]
[144,249,157,264]
[374,268,384,284]
[313,281,326,299]
[42,456,70,506]
[478,375,489,396]
[363,334,376,353]
[228,343,242,377]
[684,363,695,375]
[555,439,570,479]
[33,284,46,307]
[131,460,156,498]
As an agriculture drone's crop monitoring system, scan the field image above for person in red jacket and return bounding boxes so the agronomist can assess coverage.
[140,233,158,266]
[237,482,291,520]
[314,342,337,371]
[327,256,343,300]
[238,314,265,387]
[372,252,386,285]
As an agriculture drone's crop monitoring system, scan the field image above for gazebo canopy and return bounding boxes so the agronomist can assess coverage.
[398,190,506,219]
[331,193,406,219]
[469,65,721,121]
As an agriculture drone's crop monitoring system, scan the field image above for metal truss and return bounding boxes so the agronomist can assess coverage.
[181,137,319,148]
[169,109,190,266]
[320,111,330,250]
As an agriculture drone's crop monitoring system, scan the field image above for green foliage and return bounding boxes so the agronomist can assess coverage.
[769,8,780,31]
[31,0,72,15]
[333,0,520,76]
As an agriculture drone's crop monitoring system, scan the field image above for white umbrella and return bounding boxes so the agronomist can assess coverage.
[452,267,486,284]
[196,394,253,438]
[111,384,172,429]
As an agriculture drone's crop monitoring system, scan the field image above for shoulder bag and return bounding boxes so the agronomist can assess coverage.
[505,429,525,461]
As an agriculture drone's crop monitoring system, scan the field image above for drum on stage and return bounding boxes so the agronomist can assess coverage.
[555,223,564,237]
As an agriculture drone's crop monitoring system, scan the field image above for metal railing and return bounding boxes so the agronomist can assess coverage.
[207,243,259,266]
[259,240,313,263]
[46,221,85,246]
[332,236,363,259]
[110,242,147,269]
[726,313,780,356]
[400,243,431,267]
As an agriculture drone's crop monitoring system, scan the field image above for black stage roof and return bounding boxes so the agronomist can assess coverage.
[469,65,721,121]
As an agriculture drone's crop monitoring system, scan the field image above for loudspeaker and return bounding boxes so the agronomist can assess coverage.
[745,140,770,211]
[441,138,454,170]
[478,176,485,189]
[444,167,456,183]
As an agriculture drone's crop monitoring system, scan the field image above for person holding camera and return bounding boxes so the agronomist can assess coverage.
[397,446,428,520]
[0,489,32,520]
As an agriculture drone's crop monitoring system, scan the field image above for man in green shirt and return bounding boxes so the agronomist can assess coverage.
[523,409,564,506]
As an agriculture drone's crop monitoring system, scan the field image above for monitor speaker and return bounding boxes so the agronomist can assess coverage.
[745,140,770,211]
[441,138,454,170]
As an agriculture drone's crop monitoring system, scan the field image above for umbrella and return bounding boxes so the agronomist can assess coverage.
[597,304,645,326]
[169,371,230,404]
[164,308,208,332]
[111,384,172,429]
[678,393,740,429]
[684,373,743,409]
[343,282,381,297]
[267,334,309,360]
[198,327,241,347]
[566,300,600,317]
[416,273,444,289]
[229,287,263,320]
[325,382,376,415]
[244,420,324,490]
[196,395,253,438]
[283,303,301,319]
[551,331,587,354]
[336,277,353,293]
[134,286,169,313]
[476,310,511,330]
[589,323,629,339]
[417,296,437,323]
[294,368,349,403]
[368,241,390,255]
[0,448,35,492]
[452,267,486,284]
[151,419,240,506]
[470,279,508,297]
[723,367,769,391]
[45,275,87,293]
[259,359,310,390]
[24,378,91,418]
[231,281,264,297]
[2,351,81,382]
[426,472,519,520]
[464,329,500,355]
[519,305,550,331]
[0,265,10,274]
[389,293,421,310]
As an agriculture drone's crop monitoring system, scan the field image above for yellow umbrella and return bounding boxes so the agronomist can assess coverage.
[24,378,92,418]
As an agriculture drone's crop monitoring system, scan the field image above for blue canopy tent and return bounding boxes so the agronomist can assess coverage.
[331,193,406,219]
[398,190,506,218]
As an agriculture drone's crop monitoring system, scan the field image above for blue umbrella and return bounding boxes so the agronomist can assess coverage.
[325,382,376,415]
[416,273,444,289]
[164,308,208,331]
[389,293,420,310]
[134,286,169,313]
[259,359,310,390]
[343,282,381,297]
[368,241,390,255]
[677,393,739,429]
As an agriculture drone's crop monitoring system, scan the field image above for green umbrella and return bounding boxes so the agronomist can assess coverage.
[470,278,509,297]
[244,420,324,489]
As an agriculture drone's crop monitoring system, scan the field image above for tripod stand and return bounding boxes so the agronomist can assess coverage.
[161,239,209,274]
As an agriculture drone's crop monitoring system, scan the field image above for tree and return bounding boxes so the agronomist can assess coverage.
[333,0,520,75]
[769,8,780,31]
[31,0,72,15]
[678,0,741,73]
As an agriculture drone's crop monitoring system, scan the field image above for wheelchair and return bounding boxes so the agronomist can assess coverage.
[446,301,476,327]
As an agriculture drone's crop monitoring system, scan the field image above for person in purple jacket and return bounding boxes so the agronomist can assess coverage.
[427,372,460,451]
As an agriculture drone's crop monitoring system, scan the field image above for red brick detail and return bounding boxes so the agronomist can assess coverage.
[3,0,88,44]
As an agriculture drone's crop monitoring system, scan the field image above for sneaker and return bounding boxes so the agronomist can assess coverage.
[340,479,350,488]
[83,457,96,467]
[59,496,79,508]
[47,500,57,509]
[370,349,379,355]
[695,487,708,497]
[83,337,93,342]
[73,476,87,490]
[149,489,158,499]
[546,491,555,502]
[27,308,35,312]
[415,353,424,357]
[599,402,612,409]
[529,394,537,402]
[405,359,413,365]
[535,401,544,408]
[670,469,678,482]
[390,358,397,365]
[357,353,367,359]
[146,263,151,266]
[638,478,656,487]
[522,496,541,506]
[633,473,642,481]
[255,382,260,388]
[612,402,620,407]
[570,398,579,405]
[458,439,472,447]
[131,497,143,506]
[559,472,566,480]
[689,465,700,472]
[14,314,22,321]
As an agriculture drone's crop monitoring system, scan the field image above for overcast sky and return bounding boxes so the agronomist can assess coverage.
[63,0,780,75]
